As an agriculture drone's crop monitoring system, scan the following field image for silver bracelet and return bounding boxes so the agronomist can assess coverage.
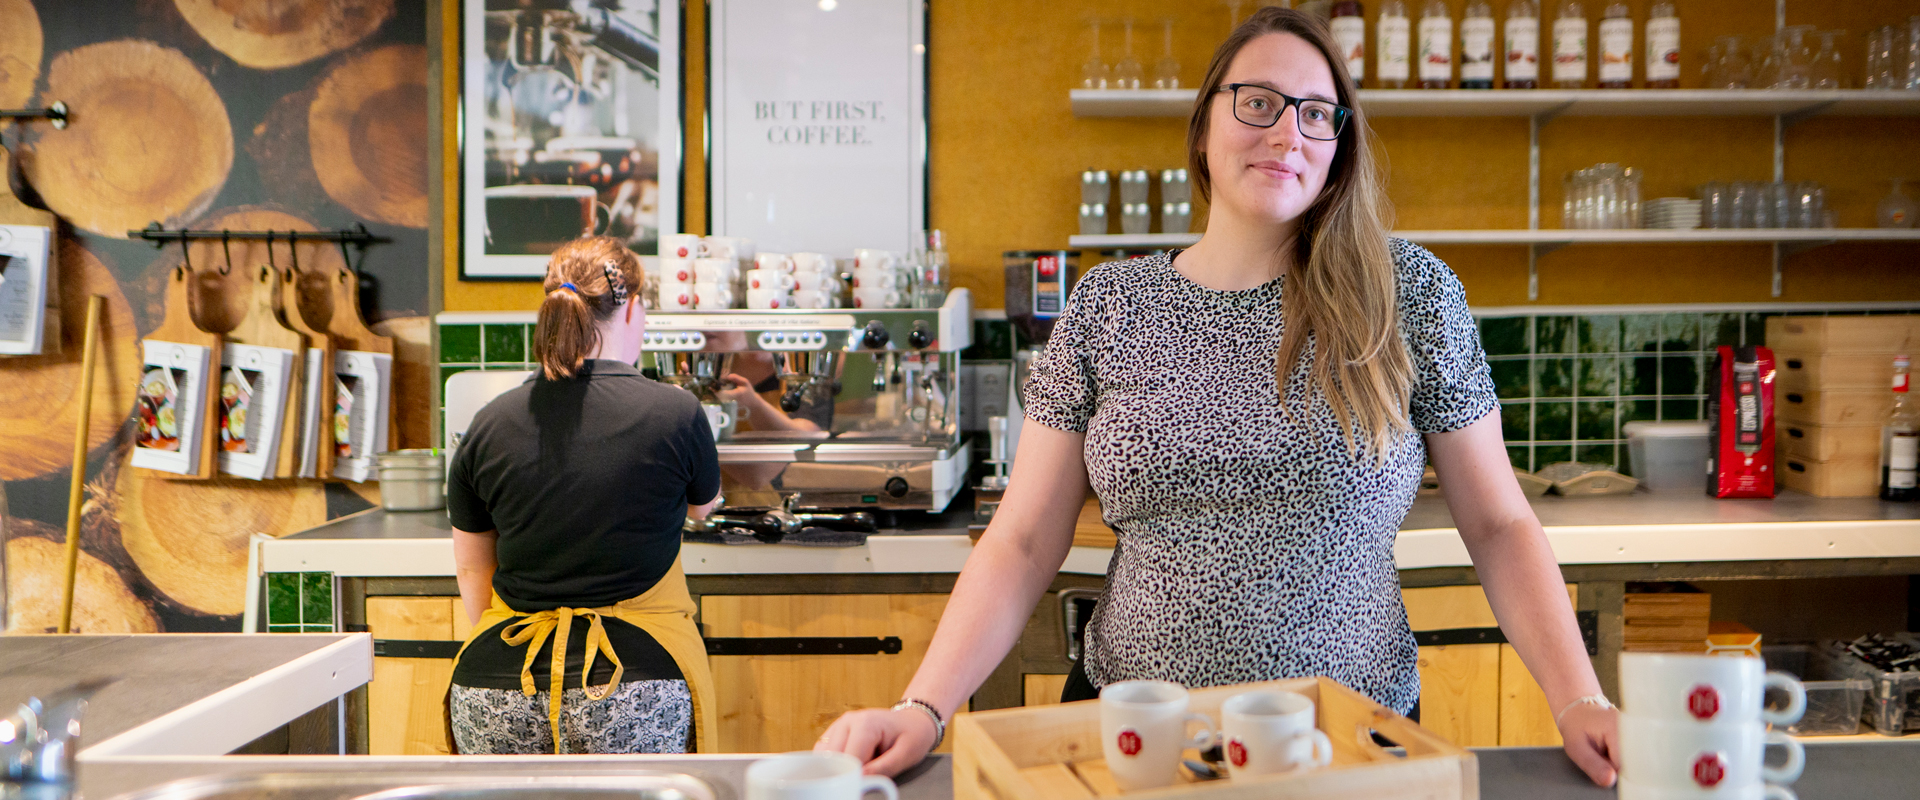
[1555,693,1615,726]
[892,698,945,749]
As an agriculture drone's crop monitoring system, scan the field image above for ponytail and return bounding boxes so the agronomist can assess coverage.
[531,236,643,380]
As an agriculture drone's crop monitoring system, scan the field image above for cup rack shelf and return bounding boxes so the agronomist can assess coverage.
[1070,89,1920,120]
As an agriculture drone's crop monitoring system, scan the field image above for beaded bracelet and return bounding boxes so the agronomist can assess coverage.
[1556,693,1615,726]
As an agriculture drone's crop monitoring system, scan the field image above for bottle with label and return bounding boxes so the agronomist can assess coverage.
[1332,1,1367,85]
[1645,0,1680,88]
[1418,0,1454,88]
[1460,0,1496,88]
[1597,1,1633,88]
[1378,0,1412,88]
[1505,0,1540,88]
[1881,355,1919,501]
[1553,1,1588,88]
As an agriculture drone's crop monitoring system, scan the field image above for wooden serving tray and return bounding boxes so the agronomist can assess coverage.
[953,676,1477,800]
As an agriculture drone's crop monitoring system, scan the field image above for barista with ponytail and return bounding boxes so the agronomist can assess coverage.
[446,236,721,755]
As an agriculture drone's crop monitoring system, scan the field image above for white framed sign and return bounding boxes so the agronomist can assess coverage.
[463,0,682,279]
[709,0,927,256]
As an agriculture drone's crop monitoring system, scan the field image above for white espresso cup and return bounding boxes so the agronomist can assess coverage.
[791,290,834,309]
[1219,690,1333,780]
[852,288,906,309]
[659,233,706,259]
[694,282,736,310]
[747,269,798,292]
[1621,653,1807,726]
[656,281,696,311]
[1618,715,1804,791]
[754,252,796,273]
[1100,680,1217,792]
[660,257,697,284]
[791,270,834,292]
[701,402,734,440]
[850,269,903,290]
[792,252,836,273]
[705,235,756,261]
[853,248,895,271]
[694,257,741,285]
[1617,779,1797,800]
[745,751,898,800]
[746,288,792,310]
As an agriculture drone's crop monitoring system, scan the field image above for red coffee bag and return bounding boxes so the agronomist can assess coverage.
[1706,345,1776,498]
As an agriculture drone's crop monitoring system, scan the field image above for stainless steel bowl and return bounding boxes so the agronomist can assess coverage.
[375,450,446,512]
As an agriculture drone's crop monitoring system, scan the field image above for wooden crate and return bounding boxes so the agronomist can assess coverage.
[1766,316,1920,355]
[1780,455,1880,498]
[1777,389,1891,427]
[952,676,1478,800]
[1775,351,1902,393]
[1779,423,1882,463]
[1624,589,1710,654]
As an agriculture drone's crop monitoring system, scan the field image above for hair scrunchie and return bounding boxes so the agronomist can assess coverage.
[603,262,630,304]
[558,282,580,294]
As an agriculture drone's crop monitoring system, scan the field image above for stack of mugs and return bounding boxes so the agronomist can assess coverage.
[850,248,910,309]
[789,253,839,309]
[742,253,838,310]
[654,234,756,310]
[1618,653,1809,800]
[1099,681,1332,791]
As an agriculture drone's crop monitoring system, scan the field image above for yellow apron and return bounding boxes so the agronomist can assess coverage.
[450,557,716,754]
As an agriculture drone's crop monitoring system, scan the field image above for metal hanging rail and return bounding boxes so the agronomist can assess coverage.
[128,222,383,247]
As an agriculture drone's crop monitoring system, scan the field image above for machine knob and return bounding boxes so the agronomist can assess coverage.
[907,322,933,349]
[780,389,805,413]
[862,320,891,349]
[884,477,911,498]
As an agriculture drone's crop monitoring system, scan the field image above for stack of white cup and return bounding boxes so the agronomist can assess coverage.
[747,253,797,309]
[1618,653,1809,800]
[790,253,839,309]
[850,249,909,309]
[656,234,703,311]
[656,234,757,310]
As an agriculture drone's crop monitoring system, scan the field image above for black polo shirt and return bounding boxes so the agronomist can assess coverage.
[448,359,720,611]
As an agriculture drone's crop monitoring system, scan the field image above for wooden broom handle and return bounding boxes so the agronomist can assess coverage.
[59,295,104,634]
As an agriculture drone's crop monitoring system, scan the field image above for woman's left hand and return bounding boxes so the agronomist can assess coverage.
[1557,703,1621,787]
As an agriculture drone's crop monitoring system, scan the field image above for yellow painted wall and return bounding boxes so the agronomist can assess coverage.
[446,0,1920,313]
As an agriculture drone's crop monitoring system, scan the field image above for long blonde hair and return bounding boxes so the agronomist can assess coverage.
[1187,7,1413,456]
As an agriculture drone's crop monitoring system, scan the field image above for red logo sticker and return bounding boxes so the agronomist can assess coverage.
[1692,752,1726,787]
[1038,257,1058,277]
[1228,739,1248,767]
[1116,728,1143,757]
[1687,685,1721,721]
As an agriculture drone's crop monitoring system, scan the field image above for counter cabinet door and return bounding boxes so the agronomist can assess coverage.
[365,596,471,755]
[1402,584,1573,748]
[700,593,961,753]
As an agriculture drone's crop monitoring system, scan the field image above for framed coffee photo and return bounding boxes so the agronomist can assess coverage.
[462,0,683,279]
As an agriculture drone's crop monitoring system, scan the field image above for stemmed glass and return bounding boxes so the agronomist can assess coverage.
[1081,19,1110,90]
[1113,18,1146,90]
[1152,18,1182,89]
[1811,30,1846,89]
[1752,34,1784,89]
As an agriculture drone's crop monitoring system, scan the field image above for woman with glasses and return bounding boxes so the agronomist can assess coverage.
[819,7,1619,787]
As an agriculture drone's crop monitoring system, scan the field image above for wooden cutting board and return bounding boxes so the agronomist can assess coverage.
[227,265,307,478]
[277,264,335,479]
[136,265,222,479]
[0,144,59,350]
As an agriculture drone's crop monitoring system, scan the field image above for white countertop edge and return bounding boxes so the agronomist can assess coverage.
[80,634,373,759]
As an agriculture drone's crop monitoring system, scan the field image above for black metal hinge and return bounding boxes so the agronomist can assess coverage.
[373,639,462,659]
[705,637,903,656]
[1413,612,1600,656]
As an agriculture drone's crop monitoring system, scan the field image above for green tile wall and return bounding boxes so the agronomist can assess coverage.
[265,571,334,633]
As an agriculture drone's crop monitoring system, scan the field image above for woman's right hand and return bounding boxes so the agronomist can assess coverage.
[814,707,939,777]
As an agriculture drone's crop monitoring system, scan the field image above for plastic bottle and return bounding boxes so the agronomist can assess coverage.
[1881,355,1919,501]
[1331,1,1367,85]
[1553,1,1588,88]
[1460,0,1496,88]
[1418,0,1454,88]
[1379,0,1412,88]
[1597,1,1632,87]
[1505,0,1541,88]
[1645,0,1680,88]
[1880,179,1916,229]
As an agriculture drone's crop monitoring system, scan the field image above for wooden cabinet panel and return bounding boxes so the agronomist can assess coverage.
[1499,643,1563,747]
[1415,644,1501,747]
[367,596,457,755]
[702,593,954,754]
[1023,674,1069,707]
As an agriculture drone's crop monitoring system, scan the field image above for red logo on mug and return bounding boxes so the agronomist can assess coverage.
[1116,728,1143,757]
[1687,685,1721,721]
[1227,739,1248,767]
[1692,752,1726,787]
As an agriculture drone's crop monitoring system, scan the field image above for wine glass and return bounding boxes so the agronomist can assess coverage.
[1811,30,1846,89]
[1152,18,1182,89]
[1113,18,1146,90]
[1081,19,1110,90]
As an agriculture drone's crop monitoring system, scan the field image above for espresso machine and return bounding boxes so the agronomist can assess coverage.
[643,289,973,515]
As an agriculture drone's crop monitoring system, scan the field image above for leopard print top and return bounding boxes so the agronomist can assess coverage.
[1023,239,1499,713]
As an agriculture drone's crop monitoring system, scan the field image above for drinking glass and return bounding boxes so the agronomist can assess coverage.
[1812,30,1846,89]
[1867,26,1896,90]
[1623,167,1643,229]
[1769,181,1796,229]
[1081,19,1111,89]
[1563,172,1579,228]
[1906,16,1920,90]
[1699,182,1729,229]
[1152,18,1182,89]
[1702,40,1727,88]
[1794,182,1826,229]
[1113,18,1146,90]
[1753,33,1785,89]
[1778,26,1816,90]
[1714,35,1752,88]
[1729,181,1756,229]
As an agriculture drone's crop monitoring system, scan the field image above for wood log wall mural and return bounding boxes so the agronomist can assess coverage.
[0,0,432,633]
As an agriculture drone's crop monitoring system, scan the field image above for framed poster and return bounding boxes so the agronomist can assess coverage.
[463,0,682,279]
[709,0,927,256]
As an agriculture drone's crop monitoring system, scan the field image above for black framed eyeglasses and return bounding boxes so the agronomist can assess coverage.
[1215,83,1351,141]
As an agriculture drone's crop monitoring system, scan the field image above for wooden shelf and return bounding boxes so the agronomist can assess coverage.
[1068,229,1920,249]
[1069,88,1920,119]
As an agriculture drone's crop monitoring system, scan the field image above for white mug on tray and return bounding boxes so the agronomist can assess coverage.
[1220,690,1333,780]
[1099,680,1217,792]
[745,751,897,800]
